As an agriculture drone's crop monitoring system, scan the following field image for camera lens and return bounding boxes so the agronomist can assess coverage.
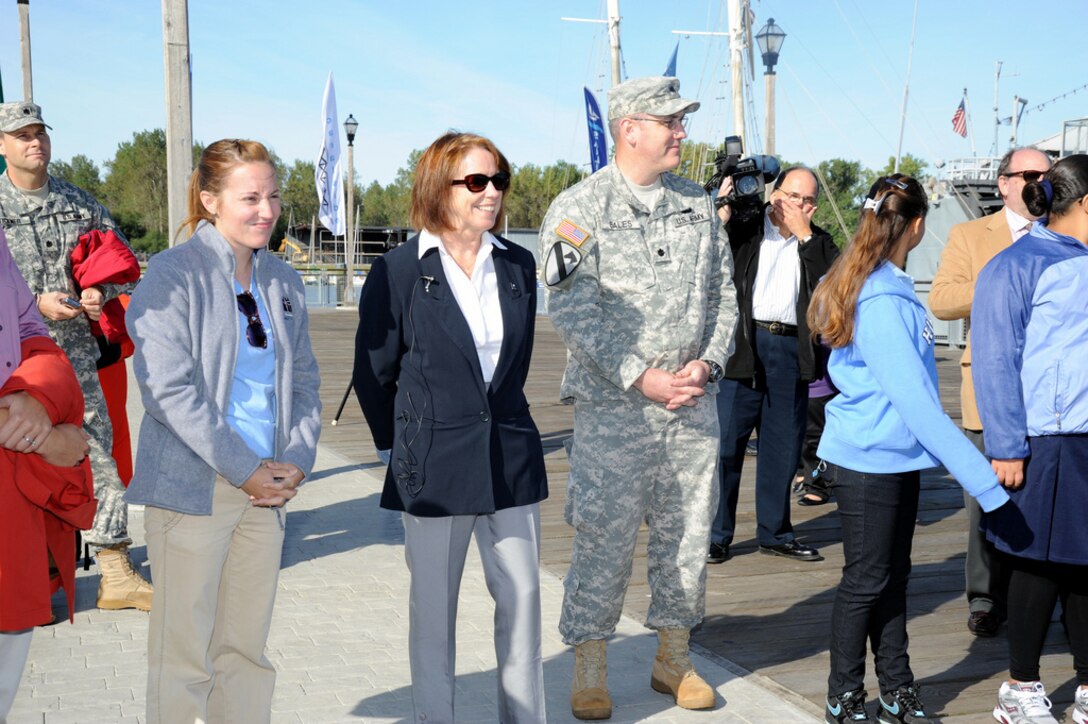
[736,175,760,196]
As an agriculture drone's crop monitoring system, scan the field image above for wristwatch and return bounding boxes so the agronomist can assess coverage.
[702,359,724,383]
[799,233,813,244]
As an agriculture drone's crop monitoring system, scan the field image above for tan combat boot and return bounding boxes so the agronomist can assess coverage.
[95,543,153,612]
[650,628,715,710]
[571,639,612,720]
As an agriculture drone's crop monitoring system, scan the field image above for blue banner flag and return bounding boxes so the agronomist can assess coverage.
[583,87,607,173]
[664,42,679,77]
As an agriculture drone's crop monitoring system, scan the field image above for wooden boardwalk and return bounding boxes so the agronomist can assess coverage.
[309,308,1078,723]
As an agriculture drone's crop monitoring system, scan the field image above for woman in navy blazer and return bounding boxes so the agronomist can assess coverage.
[354,132,548,723]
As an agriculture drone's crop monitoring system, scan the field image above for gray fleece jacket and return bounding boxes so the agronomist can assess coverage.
[124,221,322,515]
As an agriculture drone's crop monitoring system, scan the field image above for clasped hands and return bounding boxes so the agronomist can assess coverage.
[0,391,89,466]
[242,461,305,508]
[633,360,712,411]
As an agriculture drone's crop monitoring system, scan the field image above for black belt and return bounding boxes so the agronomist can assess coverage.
[754,319,798,336]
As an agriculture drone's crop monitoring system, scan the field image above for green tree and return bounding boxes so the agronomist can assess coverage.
[676,141,719,187]
[280,159,318,225]
[369,149,421,229]
[877,153,928,180]
[50,154,103,197]
[504,160,586,228]
[101,129,168,249]
[359,180,396,226]
[812,158,868,247]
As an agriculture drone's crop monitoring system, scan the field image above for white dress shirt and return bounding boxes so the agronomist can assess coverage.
[418,229,506,385]
[1004,206,1034,242]
[751,208,801,325]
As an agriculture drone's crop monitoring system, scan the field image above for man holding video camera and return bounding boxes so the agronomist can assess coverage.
[709,166,839,564]
[0,101,151,611]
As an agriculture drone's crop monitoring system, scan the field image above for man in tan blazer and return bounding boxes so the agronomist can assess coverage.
[930,146,1051,637]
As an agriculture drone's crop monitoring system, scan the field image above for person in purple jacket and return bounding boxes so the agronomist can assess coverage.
[808,175,1010,724]
[972,154,1088,724]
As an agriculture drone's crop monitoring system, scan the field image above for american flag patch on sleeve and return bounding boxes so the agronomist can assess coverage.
[556,220,590,247]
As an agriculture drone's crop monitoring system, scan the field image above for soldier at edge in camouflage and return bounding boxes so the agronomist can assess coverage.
[0,101,153,612]
[541,77,738,719]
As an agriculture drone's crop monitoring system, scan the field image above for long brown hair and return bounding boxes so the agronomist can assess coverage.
[178,139,276,240]
[807,174,928,348]
[409,131,510,234]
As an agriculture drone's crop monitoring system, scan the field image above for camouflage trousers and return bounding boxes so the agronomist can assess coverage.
[65,334,129,548]
[559,393,720,645]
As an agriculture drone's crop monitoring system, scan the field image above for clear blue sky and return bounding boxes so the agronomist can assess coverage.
[1,1,1085,186]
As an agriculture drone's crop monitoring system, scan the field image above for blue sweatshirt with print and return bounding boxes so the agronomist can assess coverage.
[817,261,1009,512]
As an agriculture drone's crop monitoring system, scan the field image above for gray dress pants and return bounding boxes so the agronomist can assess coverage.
[403,503,546,724]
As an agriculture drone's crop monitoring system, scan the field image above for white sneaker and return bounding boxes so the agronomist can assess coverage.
[1073,685,1088,724]
[992,681,1057,724]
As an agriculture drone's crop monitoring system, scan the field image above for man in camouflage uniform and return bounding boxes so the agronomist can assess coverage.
[0,102,152,611]
[540,77,737,719]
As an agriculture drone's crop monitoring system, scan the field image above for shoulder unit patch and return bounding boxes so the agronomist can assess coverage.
[544,241,584,288]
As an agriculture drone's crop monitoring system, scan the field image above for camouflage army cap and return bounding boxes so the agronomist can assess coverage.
[607,76,700,122]
[0,101,51,133]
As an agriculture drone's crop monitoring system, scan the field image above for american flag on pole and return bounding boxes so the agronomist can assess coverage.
[315,72,346,235]
[951,99,967,138]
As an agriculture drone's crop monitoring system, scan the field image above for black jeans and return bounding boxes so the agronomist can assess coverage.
[827,464,919,696]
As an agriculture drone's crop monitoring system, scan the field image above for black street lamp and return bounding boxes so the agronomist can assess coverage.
[343,114,359,304]
[755,18,786,154]
[344,114,359,146]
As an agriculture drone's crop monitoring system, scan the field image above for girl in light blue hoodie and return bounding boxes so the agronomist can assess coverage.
[807,175,1010,724]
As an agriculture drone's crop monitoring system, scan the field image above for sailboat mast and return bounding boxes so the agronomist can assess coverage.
[727,0,746,142]
[607,0,622,86]
[893,0,919,173]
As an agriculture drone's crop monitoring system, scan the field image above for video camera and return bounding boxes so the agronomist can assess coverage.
[703,136,781,223]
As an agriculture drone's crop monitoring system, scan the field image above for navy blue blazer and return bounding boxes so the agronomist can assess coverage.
[353,234,548,517]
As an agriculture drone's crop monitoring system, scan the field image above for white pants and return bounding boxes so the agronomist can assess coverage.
[144,479,284,724]
[0,629,32,723]
[403,503,546,724]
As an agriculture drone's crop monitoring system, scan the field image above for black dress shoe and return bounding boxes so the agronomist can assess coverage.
[759,540,824,561]
[967,610,1003,637]
[707,542,730,564]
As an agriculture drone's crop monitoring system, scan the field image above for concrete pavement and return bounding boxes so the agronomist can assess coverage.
[8,384,821,723]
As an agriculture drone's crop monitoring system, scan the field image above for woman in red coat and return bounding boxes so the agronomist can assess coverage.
[0,228,94,719]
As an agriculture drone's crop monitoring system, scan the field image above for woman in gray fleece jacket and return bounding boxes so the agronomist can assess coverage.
[125,139,321,724]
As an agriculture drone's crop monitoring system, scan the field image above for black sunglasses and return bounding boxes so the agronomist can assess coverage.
[1002,170,1046,183]
[236,291,268,349]
[450,172,511,193]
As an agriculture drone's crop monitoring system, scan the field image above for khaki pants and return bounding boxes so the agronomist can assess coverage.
[144,479,284,724]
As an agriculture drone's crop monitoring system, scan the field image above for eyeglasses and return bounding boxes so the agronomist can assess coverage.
[881,177,909,190]
[631,115,687,132]
[450,172,511,193]
[779,190,818,208]
[1002,170,1046,183]
[236,291,267,349]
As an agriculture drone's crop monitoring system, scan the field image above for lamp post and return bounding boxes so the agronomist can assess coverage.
[755,18,786,156]
[342,114,359,305]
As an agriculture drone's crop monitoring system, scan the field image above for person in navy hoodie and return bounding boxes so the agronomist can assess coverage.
[972,154,1088,724]
[807,175,1010,724]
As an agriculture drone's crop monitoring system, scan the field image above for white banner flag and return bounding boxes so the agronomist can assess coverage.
[315,72,345,236]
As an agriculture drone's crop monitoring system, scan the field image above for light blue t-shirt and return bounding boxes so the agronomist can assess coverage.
[226,279,276,458]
